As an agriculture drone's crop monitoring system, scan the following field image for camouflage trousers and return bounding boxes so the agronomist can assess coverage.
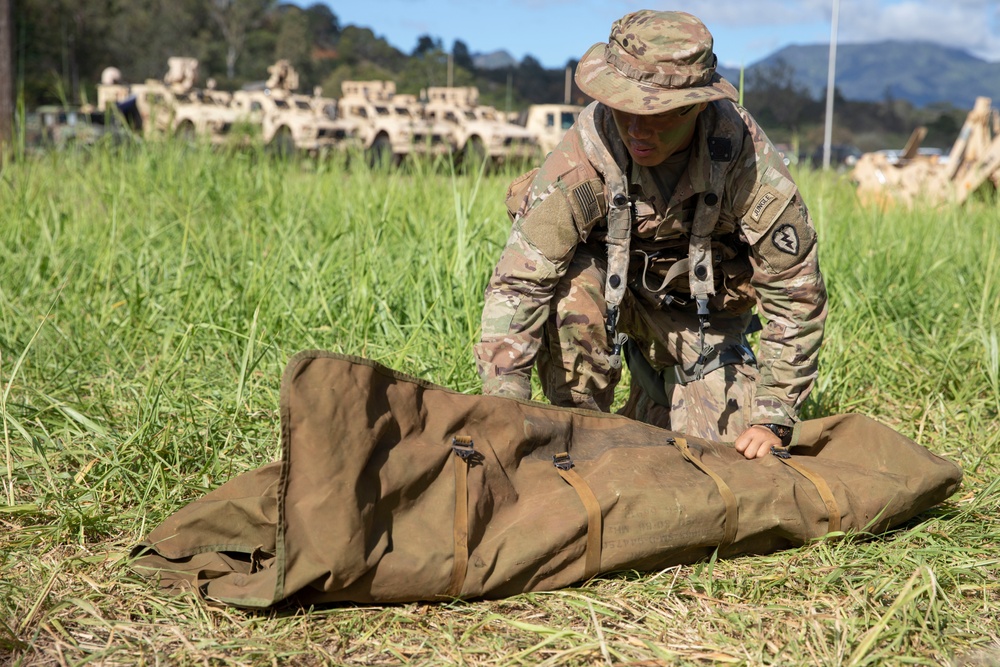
[537,243,759,442]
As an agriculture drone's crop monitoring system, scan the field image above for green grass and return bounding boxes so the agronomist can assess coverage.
[1,141,998,666]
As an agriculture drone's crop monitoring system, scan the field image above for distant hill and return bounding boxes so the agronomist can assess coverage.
[739,41,1000,109]
[475,41,998,109]
[473,50,518,70]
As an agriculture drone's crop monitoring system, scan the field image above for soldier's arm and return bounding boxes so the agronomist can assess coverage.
[474,139,603,398]
[474,219,571,398]
[732,117,828,426]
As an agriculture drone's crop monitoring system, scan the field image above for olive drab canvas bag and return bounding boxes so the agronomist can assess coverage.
[131,351,962,608]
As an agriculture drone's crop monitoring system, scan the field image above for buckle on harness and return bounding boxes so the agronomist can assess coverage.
[451,436,477,461]
[552,452,575,470]
[734,342,757,366]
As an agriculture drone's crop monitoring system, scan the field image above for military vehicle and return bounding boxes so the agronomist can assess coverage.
[230,60,356,155]
[851,97,1000,207]
[337,81,453,164]
[23,105,119,151]
[97,58,238,145]
[520,103,583,155]
[421,87,540,166]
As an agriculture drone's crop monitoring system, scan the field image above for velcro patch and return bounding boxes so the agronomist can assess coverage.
[750,192,777,223]
[707,137,732,161]
[518,192,580,262]
[771,224,799,255]
[571,180,603,225]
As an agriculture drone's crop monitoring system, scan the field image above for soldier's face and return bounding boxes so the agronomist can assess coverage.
[612,103,705,167]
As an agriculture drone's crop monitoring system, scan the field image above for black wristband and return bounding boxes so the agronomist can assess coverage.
[761,423,792,445]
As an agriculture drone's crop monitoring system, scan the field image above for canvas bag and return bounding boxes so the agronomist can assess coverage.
[132,351,962,607]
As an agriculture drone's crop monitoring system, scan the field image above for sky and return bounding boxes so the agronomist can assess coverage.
[308,0,1000,69]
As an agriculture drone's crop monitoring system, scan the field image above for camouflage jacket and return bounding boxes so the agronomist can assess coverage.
[475,100,827,426]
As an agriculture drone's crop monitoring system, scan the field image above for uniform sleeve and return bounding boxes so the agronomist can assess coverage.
[474,130,604,398]
[731,116,828,425]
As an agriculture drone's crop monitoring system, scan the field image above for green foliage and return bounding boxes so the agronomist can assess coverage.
[0,144,998,665]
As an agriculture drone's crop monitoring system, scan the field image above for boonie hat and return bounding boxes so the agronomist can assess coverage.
[575,10,738,115]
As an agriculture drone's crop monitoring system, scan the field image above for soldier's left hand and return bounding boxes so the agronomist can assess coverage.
[734,425,781,460]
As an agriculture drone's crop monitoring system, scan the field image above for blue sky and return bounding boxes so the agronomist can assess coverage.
[308,0,1000,68]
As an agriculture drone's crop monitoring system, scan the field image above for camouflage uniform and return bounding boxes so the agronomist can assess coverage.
[474,11,827,441]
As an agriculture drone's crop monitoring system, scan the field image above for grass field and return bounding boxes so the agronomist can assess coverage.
[1,141,998,666]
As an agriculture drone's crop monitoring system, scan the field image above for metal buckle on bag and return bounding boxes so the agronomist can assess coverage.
[451,436,476,461]
[770,446,792,459]
[552,452,575,470]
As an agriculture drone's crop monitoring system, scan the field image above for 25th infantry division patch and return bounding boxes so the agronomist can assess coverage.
[772,224,800,255]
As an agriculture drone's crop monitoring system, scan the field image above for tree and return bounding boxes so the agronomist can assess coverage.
[0,0,11,153]
[303,3,338,46]
[452,39,472,71]
[412,34,440,58]
[275,6,311,78]
[209,0,274,79]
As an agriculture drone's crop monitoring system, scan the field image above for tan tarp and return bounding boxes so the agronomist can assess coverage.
[132,351,962,607]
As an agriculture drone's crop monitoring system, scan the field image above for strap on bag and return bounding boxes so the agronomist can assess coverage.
[445,435,477,598]
[552,452,603,580]
[771,447,843,535]
[671,437,739,546]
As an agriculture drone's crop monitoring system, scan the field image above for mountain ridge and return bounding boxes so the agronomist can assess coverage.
[718,40,999,109]
[475,41,999,110]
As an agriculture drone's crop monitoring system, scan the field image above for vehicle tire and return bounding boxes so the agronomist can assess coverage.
[367,134,394,168]
[175,121,197,145]
[462,136,488,173]
[268,126,296,159]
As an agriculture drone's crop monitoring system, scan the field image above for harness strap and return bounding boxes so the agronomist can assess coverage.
[445,436,475,598]
[553,452,603,580]
[672,437,739,546]
[636,251,690,295]
[577,104,632,363]
[624,338,757,403]
[771,449,843,535]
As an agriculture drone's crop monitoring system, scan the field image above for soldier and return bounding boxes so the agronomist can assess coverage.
[474,10,827,459]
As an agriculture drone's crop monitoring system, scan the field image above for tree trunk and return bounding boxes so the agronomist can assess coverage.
[0,0,13,154]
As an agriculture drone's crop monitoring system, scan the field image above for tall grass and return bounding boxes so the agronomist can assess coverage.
[0,142,997,665]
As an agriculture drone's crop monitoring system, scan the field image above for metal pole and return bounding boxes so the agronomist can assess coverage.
[447,52,453,88]
[822,0,840,170]
[564,65,571,104]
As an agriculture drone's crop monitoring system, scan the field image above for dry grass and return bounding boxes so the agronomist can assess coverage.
[1,141,998,665]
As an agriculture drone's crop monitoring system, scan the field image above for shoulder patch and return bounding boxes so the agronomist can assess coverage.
[707,137,732,161]
[750,191,777,223]
[771,224,799,255]
[571,180,602,225]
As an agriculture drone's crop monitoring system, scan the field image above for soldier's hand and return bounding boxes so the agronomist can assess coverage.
[734,425,781,460]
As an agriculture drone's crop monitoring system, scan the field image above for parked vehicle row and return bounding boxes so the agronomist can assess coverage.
[92,58,584,166]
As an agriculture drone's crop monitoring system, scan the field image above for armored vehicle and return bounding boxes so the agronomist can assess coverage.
[337,80,453,164]
[97,58,238,145]
[23,105,119,151]
[521,103,583,155]
[230,60,356,155]
[421,87,540,167]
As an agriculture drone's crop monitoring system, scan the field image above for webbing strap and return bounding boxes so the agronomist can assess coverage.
[672,438,739,546]
[553,453,603,580]
[445,437,473,598]
[774,455,842,535]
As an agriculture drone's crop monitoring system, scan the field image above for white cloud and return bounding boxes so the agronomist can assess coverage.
[839,0,1000,61]
[662,0,1000,61]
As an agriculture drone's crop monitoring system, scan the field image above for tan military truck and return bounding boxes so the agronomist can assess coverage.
[421,86,540,167]
[230,60,356,155]
[97,58,238,145]
[521,103,583,155]
[337,80,454,164]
